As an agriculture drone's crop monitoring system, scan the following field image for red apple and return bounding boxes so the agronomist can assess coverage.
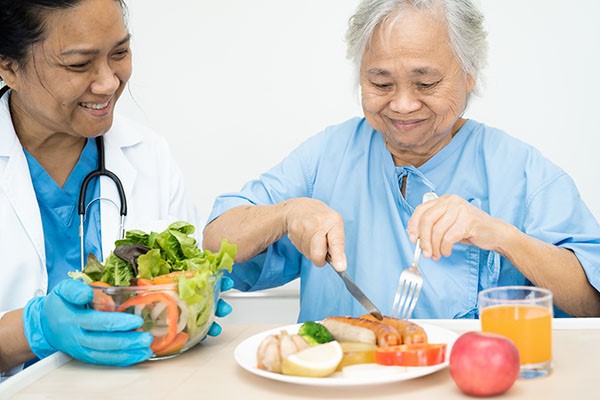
[449,331,520,397]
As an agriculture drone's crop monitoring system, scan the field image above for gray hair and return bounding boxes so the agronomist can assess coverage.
[346,0,487,93]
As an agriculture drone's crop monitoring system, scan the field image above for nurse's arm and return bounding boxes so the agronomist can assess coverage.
[0,309,36,372]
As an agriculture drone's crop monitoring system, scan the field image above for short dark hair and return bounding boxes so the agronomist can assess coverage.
[0,0,126,71]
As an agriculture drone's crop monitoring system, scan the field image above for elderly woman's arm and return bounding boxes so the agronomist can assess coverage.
[0,310,35,372]
[497,224,600,316]
[408,194,600,317]
[203,198,348,270]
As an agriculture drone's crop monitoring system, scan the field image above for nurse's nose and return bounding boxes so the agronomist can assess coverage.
[389,87,422,114]
[90,63,120,95]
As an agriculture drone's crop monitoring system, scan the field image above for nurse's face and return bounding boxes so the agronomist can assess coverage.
[360,8,475,166]
[8,0,131,140]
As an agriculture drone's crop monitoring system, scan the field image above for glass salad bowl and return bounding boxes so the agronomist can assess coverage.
[73,221,236,360]
[90,270,223,360]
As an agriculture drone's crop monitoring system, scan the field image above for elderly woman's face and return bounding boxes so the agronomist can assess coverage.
[360,9,474,165]
[8,0,131,140]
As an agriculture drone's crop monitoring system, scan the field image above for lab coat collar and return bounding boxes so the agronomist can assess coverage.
[0,89,46,264]
[98,115,140,258]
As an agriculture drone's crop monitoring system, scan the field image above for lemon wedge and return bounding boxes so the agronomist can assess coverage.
[281,341,343,377]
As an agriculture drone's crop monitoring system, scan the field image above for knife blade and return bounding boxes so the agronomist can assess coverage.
[326,254,383,320]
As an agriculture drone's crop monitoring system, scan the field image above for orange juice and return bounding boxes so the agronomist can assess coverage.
[481,304,552,364]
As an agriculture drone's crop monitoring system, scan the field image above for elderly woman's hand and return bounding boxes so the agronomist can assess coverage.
[283,198,347,271]
[406,194,511,260]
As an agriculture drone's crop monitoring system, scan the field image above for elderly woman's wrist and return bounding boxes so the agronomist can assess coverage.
[279,198,300,234]
[490,219,523,256]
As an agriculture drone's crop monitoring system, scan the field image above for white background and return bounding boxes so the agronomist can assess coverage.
[119,1,600,322]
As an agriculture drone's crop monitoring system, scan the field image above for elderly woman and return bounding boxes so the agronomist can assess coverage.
[203,0,600,321]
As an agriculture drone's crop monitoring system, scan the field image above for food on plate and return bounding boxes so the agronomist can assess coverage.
[252,317,447,378]
[374,343,447,366]
[69,221,237,359]
[298,321,335,346]
[449,331,520,397]
[360,314,428,344]
[337,341,377,370]
[257,330,310,373]
[281,341,343,377]
[320,318,375,345]
[321,316,401,347]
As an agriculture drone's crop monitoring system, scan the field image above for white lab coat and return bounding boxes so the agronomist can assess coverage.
[0,91,202,317]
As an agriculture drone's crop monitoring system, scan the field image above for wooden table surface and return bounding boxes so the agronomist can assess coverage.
[3,319,599,399]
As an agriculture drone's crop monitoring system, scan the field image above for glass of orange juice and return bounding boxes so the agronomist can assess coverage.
[478,286,553,379]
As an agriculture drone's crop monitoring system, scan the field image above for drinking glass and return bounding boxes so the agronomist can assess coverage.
[478,286,553,379]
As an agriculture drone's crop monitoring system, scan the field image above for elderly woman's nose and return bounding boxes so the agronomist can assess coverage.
[90,64,120,95]
[389,88,421,113]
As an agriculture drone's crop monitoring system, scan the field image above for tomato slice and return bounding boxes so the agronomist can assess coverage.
[374,343,447,366]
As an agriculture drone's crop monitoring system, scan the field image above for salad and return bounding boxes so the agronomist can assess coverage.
[70,221,237,357]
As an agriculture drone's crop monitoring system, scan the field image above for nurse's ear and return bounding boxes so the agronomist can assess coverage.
[0,56,19,89]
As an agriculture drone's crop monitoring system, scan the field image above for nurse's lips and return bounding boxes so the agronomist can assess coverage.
[80,99,112,116]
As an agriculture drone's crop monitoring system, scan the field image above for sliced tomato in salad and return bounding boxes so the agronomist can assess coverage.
[154,332,190,357]
[374,343,447,366]
[116,292,180,353]
[90,281,116,312]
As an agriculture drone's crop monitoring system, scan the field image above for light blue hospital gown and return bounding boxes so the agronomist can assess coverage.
[207,118,600,321]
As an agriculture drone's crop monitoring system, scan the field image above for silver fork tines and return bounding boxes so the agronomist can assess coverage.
[391,191,437,320]
[391,239,424,320]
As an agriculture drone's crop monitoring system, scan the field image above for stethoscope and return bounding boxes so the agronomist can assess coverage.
[0,85,128,270]
[78,135,127,270]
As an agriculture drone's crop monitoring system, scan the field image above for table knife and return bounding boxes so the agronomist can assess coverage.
[326,254,383,320]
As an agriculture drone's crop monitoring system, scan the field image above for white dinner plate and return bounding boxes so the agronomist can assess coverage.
[234,321,459,387]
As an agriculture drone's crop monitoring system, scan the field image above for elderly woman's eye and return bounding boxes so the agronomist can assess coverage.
[416,81,440,90]
[371,81,393,90]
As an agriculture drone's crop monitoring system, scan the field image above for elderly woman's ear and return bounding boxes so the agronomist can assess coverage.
[466,74,475,94]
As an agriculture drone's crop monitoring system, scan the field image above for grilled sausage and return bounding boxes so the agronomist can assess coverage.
[360,314,428,344]
[321,316,401,347]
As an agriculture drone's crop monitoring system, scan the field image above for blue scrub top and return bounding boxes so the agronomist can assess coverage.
[24,138,102,292]
[208,118,600,321]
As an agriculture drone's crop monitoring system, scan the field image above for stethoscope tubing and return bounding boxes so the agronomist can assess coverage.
[78,136,128,270]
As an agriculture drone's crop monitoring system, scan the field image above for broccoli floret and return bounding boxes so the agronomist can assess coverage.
[298,321,335,346]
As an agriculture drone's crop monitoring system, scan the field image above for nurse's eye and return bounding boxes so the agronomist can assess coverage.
[113,48,130,59]
[67,62,91,71]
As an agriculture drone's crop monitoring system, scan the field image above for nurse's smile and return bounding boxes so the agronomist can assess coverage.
[80,99,113,118]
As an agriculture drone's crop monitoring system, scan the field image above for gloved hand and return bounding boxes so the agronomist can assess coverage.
[206,275,234,337]
[23,279,153,366]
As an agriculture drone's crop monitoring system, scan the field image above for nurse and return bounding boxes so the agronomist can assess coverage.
[203,0,600,321]
[0,0,231,377]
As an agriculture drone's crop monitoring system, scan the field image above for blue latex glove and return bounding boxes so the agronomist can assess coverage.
[23,279,153,366]
[206,276,234,337]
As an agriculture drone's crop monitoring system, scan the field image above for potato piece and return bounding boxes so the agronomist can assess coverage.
[336,341,377,371]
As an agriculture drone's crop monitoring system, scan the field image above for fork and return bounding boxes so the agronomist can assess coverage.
[391,191,438,320]
[391,239,423,320]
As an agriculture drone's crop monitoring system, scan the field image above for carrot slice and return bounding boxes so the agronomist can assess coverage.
[90,281,111,287]
[136,278,154,286]
[151,271,194,285]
